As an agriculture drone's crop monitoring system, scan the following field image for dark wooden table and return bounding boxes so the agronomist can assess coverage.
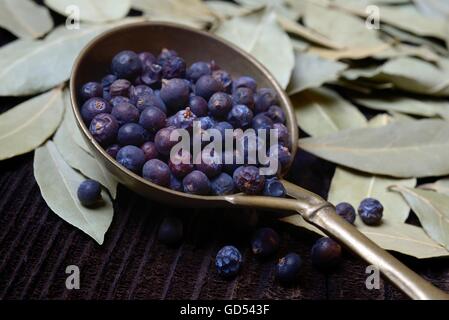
[1,6,449,300]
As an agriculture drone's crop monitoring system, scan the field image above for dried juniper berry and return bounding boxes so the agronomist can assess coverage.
[273,123,290,148]
[335,202,356,224]
[263,178,286,198]
[157,48,178,66]
[81,97,112,123]
[233,166,265,195]
[255,88,278,114]
[232,87,254,109]
[140,63,163,88]
[276,253,302,284]
[195,75,223,100]
[141,141,159,161]
[251,227,280,257]
[134,92,167,113]
[142,159,171,187]
[109,79,131,97]
[154,126,179,156]
[101,74,117,89]
[117,123,149,146]
[358,198,383,225]
[233,76,257,92]
[182,170,211,195]
[169,151,194,179]
[160,78,190,111]
[106,144,120,158]
[188,95,208,117]
[128,84,153,102]
[139,106,167,133]
[213,121,234,142]
[80,82,103,101]
[215,245,242,278]
[138,51,156,68]
[111,50,142,80]
[252,114,274,132]
[77,179,102,207]
[111,102,140,125]
[208,92,232,118]
[195,149,223,178]
[269,144,292,170]
[311,237,342,271]
[186,61,211,82]
[174,107,197,131]
[89,113,118,147]
[162,56,186,79]
[210,172,235,195]
[198,116,216,131]
[116,145,146,173]
[266,105,286,124]
[212,69,233,93]
[158,216,183,246]
[170,174,183,192]
[227,104,254,129]
[109,96,130,108]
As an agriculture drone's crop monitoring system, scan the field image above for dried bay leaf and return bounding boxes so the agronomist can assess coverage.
[355,223,449,259]
[391,186,449,251]
[61,89,92,155]
[54,110,118,199]
[277,15,344,50]
[420,178,449,196]
[373,43,440,64]
[0,87,64,160]
[299,119,449,178]
[328,167,416,223]
[293,88,367,137]
[414,0,449,19]
[34,141,113,244]
[205,1,263,19]
[215,9,294,89]
[0,0,53,39]
[308,43,391,61]
[132,0,216,27]
[44,0,131,23]
[0,24,108,96]
[303,2,386,49]
[353,96,449,120]
[288,52,347,95]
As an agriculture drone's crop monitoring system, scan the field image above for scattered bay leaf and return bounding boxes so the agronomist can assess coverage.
[308,43,391,61]
[299,119,449,178]
[420,178,449,196]
[215,9,294,88]
[353,96,449,120]
[328,167,416,222]
[0,87,64,160]
[414,0,449,19]
[373,43,440,64]
[34,141,113,244]
[54,109,118,199]
[293,88,367,137]
[391,185,449,251]
[288,51,347,95]
[277,15,344,50]
[45,0,131,23]
[205,1,263,19]
[0,0,53,39]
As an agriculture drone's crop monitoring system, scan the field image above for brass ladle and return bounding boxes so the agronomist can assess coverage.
[70,22,448,300]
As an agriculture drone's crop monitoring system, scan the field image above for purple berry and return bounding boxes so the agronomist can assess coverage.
[141,141,159,161]
[109,96,130,108]
[154,126,179,156]
[157,48,178,66]
[89,113,118,147]
[106,144,120,158]
[233,76,257,92]
[139,106,167,133]
[195,75,223,100]
[251,227,280,257]
[188,95,208,117]
[311,237,342,270]
[77,179,102,207]
[208,92,232,118]
[174,107,197,131]
[266,105,286,124]
[263,178,286,198]
[336,202,356,224]
[160,78,190,111]
[111,50,142,80]
[276,253,302,283]
[182,170,211,195]
[187,61,211,82]
[169,151,194,179]
[161,56,186,79]
[116,145,146,173]
[358,198,383,225]
[212,70,233,93]
[81,97,112,123]
[80,82,103,101]
[117,123,149,146]
[233,166,265,195]
[170,174,183,192]
[210,172,234,195]
[129,85,153,103]
[252,114,273,132]
[232,87,254,109]
[227,104,253,129]
[134,93,167,114]
[109,79,131,97]
[255,88,278,114]
[111,102,140,125]
[215,245,242,278]
[140,63,163,88]
[195,149,222,178]
[142,159,171,187]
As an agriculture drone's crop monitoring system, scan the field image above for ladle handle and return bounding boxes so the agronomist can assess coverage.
[283,180,449,300]
[225,181,449,300]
